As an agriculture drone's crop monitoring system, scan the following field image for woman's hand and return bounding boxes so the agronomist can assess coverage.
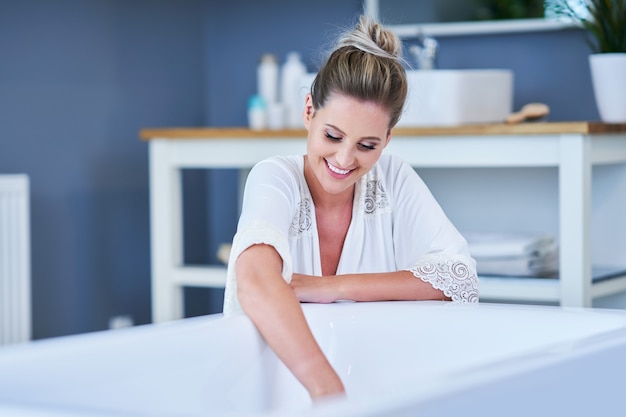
[290,273,339,304]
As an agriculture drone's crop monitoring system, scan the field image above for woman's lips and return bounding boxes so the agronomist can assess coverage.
[325,159,353,178]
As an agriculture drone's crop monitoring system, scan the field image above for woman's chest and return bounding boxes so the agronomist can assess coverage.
[315,206,352,275]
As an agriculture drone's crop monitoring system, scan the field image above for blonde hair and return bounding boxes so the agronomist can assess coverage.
[311,16,407,128]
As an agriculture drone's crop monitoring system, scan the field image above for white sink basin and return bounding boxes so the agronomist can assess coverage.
[397,69,513,127]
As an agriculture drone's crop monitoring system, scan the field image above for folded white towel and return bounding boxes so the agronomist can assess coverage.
[476,251,559,277]
[464,232,556,258]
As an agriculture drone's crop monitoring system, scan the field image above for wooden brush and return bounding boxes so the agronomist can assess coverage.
[505,103,550,124]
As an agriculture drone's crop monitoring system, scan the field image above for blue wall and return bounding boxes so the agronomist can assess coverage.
[0,0,207,338]
[0,0,600,339]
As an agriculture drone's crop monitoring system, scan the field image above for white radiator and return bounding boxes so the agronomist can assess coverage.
[0,175,31,345]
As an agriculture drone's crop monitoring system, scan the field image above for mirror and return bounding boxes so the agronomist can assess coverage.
[364,0,576,37]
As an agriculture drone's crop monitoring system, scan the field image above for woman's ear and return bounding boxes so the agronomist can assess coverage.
[383,128,392,148]
[303,93,314,130]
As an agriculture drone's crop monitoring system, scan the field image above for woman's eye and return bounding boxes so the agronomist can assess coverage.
[359,143,376,151]
[325,132,341,142]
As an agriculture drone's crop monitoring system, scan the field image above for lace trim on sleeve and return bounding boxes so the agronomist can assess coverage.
[409,254,479,303]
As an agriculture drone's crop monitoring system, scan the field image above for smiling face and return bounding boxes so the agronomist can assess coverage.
[303,92,392,204]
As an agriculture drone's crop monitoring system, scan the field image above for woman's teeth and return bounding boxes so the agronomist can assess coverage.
[327,162,351,175]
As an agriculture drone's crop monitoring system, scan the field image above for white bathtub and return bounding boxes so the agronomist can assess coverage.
[1,301,626,417]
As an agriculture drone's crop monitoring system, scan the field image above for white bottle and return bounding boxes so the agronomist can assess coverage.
[280,52,307,128]
[257,53,278,106]
[247,95,266,130]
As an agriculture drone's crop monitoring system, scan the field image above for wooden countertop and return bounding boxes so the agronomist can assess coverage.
[140,122,626,140]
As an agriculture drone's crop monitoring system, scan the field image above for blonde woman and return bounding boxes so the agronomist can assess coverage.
[224,16,479,400]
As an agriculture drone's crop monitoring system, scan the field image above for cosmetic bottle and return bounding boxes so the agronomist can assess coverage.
[257,53,278,106]
[280,52,307,128]
[248,95,266,130]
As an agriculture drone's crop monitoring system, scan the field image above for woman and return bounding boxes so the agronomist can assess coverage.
[223,16,479,400]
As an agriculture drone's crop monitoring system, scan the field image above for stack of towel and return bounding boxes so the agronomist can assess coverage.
[464,232,559,277]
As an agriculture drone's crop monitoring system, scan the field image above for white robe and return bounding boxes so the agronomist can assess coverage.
[223,154,478,315]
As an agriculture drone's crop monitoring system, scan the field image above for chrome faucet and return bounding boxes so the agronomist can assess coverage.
[408,36,438,70]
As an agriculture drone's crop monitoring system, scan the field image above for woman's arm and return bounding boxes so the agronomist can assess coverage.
[236,244,345,399]
[290,270,451,303]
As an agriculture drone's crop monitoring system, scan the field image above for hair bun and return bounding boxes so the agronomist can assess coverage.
[336,15,402,61]
[360,16,402,57]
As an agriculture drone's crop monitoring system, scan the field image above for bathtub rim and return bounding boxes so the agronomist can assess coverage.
[2,301,626,417]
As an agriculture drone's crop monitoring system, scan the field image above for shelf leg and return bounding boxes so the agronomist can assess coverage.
[559,134,592,307]
[150,140,184,322]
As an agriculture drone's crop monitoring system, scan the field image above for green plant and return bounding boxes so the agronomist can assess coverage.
[474,0,545,20]
[547,0,626,53]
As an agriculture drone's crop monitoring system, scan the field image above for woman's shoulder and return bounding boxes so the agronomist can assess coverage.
[251,155,303,177]
[374,154,413,178]
[370,154,426,199]
[247,155,306,194]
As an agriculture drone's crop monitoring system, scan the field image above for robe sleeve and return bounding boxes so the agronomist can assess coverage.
[223,157,298,316]
[389,157,479,303]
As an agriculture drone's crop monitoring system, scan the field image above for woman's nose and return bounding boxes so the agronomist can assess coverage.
[335,144,355,168]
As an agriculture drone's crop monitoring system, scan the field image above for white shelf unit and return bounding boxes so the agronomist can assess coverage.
[144,125,626,322]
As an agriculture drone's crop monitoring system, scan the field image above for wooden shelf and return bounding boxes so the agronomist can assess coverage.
[140,122,626,141]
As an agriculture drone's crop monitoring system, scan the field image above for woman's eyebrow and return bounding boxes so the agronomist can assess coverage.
[362,136,383,142]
